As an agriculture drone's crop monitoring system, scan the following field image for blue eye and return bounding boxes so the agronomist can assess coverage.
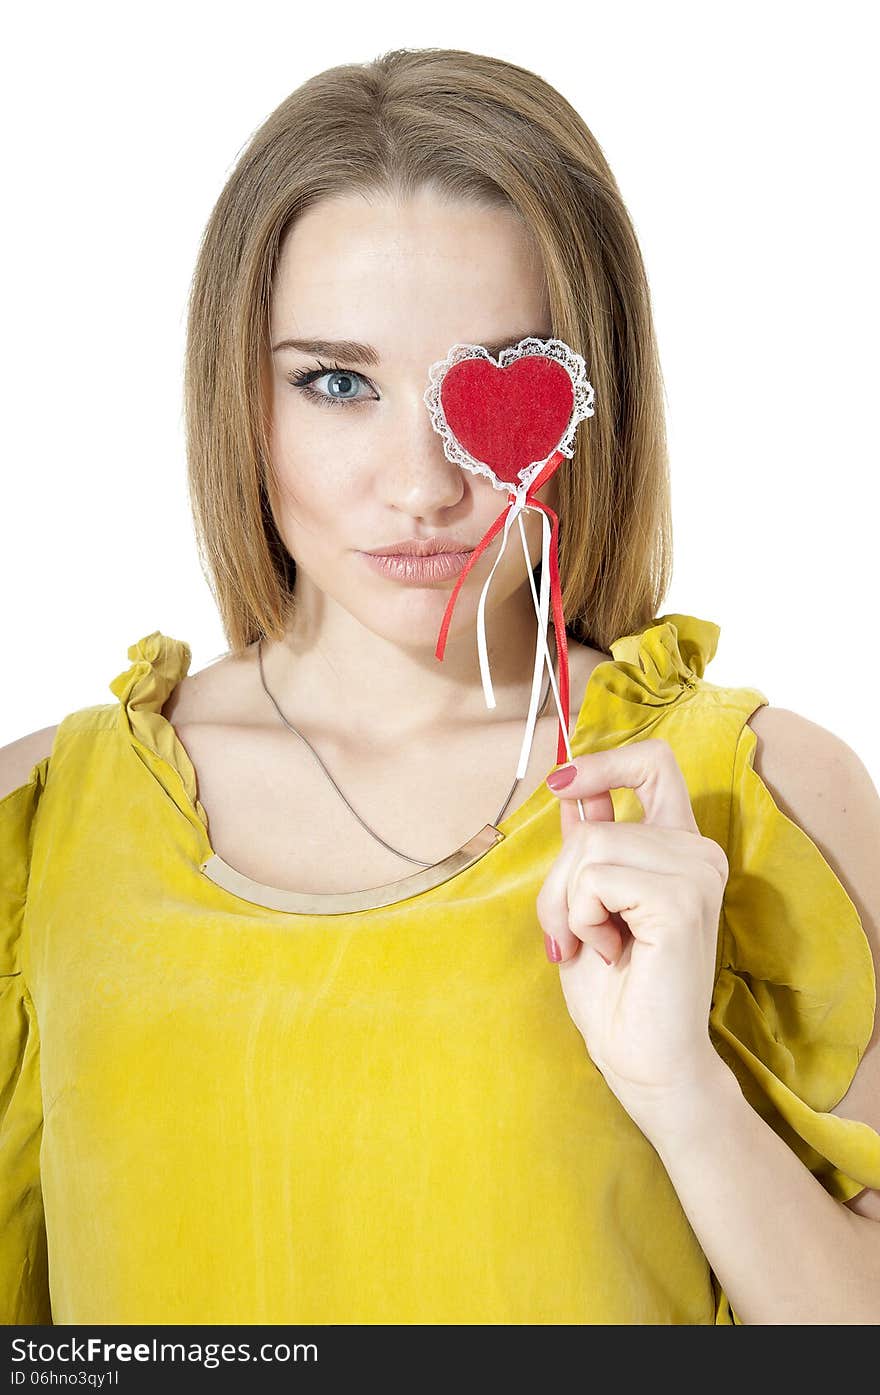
[286,361,376,409]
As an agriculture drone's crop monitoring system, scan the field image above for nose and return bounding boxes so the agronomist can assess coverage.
[374,392,467,517]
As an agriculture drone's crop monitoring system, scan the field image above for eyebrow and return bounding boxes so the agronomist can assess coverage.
[270,332,552,366]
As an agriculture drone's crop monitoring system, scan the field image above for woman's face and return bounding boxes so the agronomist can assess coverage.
[264,187,560,652]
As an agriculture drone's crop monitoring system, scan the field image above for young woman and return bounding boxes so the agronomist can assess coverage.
[2,46,879,1326]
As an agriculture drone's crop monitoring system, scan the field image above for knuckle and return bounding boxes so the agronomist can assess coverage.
[648,736,673,759]
[677,881,704,926]
[573,820,604,859]
[700,834,729,882]
[568,860,591,901]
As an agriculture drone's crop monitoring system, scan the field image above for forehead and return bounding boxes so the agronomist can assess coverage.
[269,191,551,362]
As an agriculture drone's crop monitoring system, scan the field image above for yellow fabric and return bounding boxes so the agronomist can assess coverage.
[2,613,879,1325]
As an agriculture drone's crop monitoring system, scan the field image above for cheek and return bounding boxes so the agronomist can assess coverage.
[269,459,353,555]
[268,410,363,535]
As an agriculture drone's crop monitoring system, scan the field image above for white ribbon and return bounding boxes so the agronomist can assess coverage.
[516,507,571,776]
[475,486,529,713]
[473,486,582,809]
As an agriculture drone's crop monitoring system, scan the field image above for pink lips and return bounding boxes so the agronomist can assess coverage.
[358,549,474,584]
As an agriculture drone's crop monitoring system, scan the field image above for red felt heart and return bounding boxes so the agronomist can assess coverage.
[439,354,575,485]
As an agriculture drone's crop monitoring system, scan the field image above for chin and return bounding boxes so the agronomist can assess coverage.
[346,591,480,653]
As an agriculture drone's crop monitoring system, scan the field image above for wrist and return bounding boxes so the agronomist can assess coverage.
[612,1049,742,1149]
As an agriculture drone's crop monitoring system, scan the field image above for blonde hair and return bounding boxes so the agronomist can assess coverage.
[184,46,672,657]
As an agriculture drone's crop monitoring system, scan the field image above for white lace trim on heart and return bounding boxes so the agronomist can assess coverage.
[423,335,596,495]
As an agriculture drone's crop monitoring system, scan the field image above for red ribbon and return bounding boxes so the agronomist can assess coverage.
[434,450,570,768]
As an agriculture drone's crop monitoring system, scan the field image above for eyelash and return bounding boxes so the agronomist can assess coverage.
[285,360,376,410]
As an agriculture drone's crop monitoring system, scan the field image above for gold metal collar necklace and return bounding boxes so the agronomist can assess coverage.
[200,626,558,916]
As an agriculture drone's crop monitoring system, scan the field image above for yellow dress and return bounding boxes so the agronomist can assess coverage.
[2,613,879,1326]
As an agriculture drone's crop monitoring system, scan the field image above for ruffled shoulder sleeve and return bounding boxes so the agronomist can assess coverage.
[608,611,720,686]
[570,613,724,763]
[0,760,52,1322]
[710,713,880,1184]
[108,630,209,833]
[109,630,194,777]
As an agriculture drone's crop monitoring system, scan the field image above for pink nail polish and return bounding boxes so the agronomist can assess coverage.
[546,763,576,790]
[544,933,562,963]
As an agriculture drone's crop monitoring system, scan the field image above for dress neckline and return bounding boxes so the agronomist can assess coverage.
[109,612,719,916]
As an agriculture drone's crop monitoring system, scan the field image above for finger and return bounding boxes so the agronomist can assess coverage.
[567,861,696,954]
[540,793,622,962]
[558,786,614,842]
[565,856,631,965]
[546,739,699,832]
[536,828,588,962]
[560,819,727,881]
[538,831,631,966]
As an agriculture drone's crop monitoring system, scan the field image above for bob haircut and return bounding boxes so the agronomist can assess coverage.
[184,46,672,657]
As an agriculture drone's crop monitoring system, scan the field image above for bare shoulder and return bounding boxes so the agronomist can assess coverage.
[161,642,259,727]
[0,724,59,802]
[744,702,878,854]
[744,703,876,829]
[746,703,880,1220]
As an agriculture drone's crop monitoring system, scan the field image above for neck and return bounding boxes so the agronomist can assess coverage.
[259,578,553,745]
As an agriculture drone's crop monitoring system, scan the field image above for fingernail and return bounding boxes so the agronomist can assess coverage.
[546,763,576,791]
[544,933,562,963]
[594,948,613,966]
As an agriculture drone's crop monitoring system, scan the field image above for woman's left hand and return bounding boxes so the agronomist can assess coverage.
[536,739,729,1119]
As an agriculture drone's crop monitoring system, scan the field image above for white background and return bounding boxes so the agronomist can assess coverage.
[2,0,877,785]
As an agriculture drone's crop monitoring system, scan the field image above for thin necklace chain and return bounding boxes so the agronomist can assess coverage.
[256,626,559,869]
